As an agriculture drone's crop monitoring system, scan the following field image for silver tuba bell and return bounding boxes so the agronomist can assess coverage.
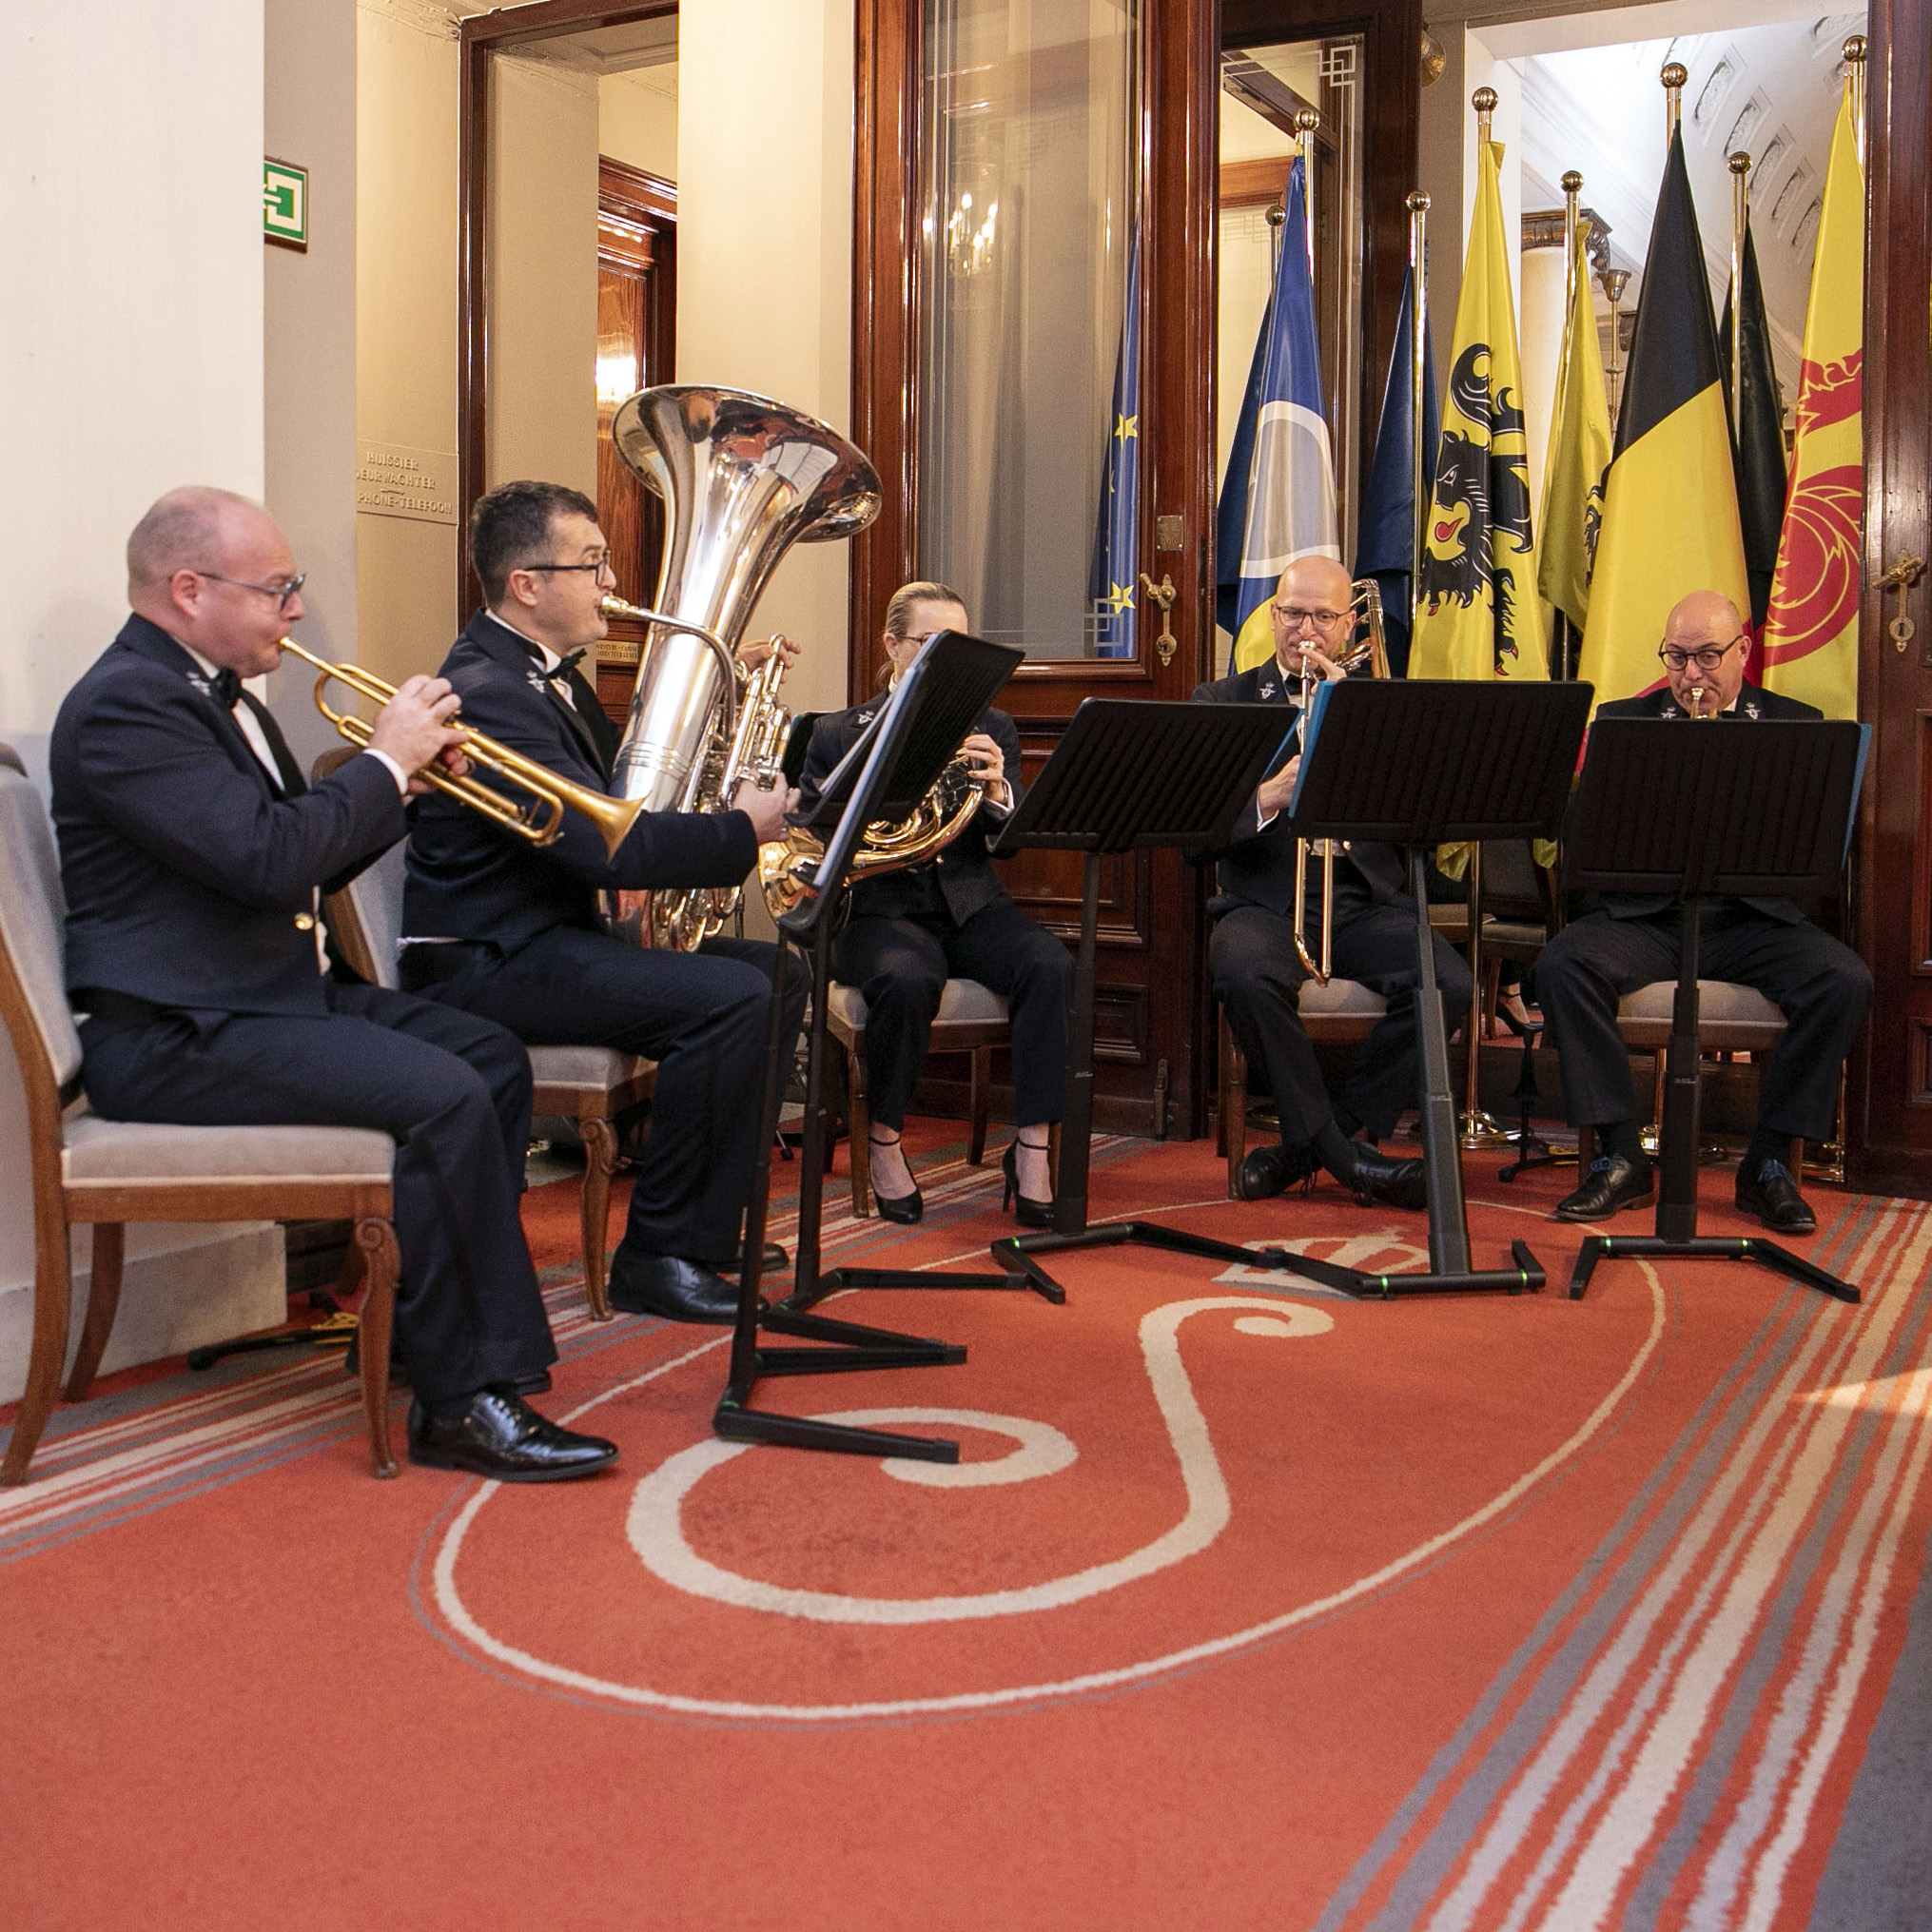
[603,383,882,947]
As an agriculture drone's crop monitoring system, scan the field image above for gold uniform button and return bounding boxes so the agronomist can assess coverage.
[294,913,316,931]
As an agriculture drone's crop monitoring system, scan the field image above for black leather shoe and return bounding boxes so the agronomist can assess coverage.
[1237,1141,1317,1201]
[1001,1142,1054,1227]
[406,1389,617,1482]
[1736,1160,1816,1234]
[1334,1146,1428,1212]
[607,1252,742,1323]
[344,1337,549,1397]
[1553,1154,1655,1222]
[868,1134,923,1224]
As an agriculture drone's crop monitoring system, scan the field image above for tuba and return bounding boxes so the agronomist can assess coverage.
[1291,578,1393,984]
[604,384,882,949]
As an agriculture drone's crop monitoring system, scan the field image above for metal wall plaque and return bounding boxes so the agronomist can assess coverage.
[355,443,459,524]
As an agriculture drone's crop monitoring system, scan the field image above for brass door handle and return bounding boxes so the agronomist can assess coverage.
[1139,572,1179,666]
[1875,554,1923,651]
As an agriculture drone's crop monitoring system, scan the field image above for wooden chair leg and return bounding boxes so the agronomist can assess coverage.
[579,1115,617,1321]
[1222,1018,1250,1200]
[64,1221,126,1401]
[1,1221,74,1485]
[1215,1014,1228,1159]
[967,1046,990,1166]
[1481,955,1501,1040]
[846,1040,871,1218]
[353,1217,400,1479]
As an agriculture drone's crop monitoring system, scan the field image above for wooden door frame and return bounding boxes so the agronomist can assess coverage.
[1849,0,1932,1194]
[457,0,679,622]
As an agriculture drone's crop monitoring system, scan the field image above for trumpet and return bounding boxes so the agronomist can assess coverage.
[278,638,644,859]
[1688,684,1715,719]
[1290,580,1392,983]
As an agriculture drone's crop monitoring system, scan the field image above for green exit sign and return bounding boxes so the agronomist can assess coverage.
[263,158,307,250]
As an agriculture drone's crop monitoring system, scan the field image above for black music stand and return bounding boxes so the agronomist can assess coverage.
[713,631,1025,1466]
[982,698,1312,1294]
[1562,717,1866,1304]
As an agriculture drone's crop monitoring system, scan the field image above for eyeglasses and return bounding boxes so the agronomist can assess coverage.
[523,552,615,578]
[1657,635,1744,673]
[1270,603,1346,630]
[196,570,306,613]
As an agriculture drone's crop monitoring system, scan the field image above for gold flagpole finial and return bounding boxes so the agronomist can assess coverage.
[1473,86,1497,140]
[1601,267,1630,413]
[1294,106,1320,158]
[1843,34,1867,159]
[1661,62,1688,142]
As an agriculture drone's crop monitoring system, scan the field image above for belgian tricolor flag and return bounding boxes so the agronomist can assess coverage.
[1578,128,1747,707]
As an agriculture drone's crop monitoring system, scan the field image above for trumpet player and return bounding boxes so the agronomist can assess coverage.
[1537,591,1869,1231]
[402,480,806,1326]
[1193,556,1466,1207]
[796,581,1072,1226]
[50,487,617,1482]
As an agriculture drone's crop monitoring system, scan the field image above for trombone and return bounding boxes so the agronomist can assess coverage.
[278,638,644,859]
[1290,579,1393,984]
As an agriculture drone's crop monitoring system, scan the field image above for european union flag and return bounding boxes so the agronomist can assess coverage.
[1354,262,1439,675]
[1214,157,1338,673]
[1088,240,1141,658]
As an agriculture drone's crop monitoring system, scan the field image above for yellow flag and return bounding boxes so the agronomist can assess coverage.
[1409,140,1548,683]
[1536,222,1613,631]
[1579,128,1747,708]
[1761,91,1864,718]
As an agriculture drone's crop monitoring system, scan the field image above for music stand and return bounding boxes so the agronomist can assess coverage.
[1562,717,1866,1304]
[713,631,1025,1466]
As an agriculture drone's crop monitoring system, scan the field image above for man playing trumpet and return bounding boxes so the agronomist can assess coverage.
[402,480,804,1325]
[1538,590,1870,1231]
[1193,555,1464,1207]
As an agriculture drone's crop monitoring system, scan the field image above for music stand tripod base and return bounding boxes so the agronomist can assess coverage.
[1568,1234,1859,1304]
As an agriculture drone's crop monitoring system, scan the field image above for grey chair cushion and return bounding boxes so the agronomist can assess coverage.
[1617,980,1787,1049]
[0,768,82,1087]
[1298,976,1387,1019]
[529,1044,653,1090]
[828,979,1011,1031]
[63,1110,394,1183]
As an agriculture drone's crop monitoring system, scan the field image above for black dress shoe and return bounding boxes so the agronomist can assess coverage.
[1736,1160,1817,1234]
[607,1252,742,1323]
[1553,1154,1655,1222]
[1332,1145,1428,1212]
[406,1389,617,1482]
[1001,1142,1054,1227]
[868,1134,923,1223]
[1237,1141,1317,1201]
[343,1337,550,1397]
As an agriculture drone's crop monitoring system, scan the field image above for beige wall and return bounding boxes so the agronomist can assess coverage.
[599,65,679,180]
[487,55,601,498]
[265,0,359,771]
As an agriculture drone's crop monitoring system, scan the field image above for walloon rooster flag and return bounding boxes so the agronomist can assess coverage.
[1579,127,1747,707]
[1409,134,1547,682]
[1761,87,1864,718]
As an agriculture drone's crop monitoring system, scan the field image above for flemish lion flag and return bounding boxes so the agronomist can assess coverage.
[1761,88,1864,718]
[1537,219,1613,634]
[1579,127,1747,707]
[1410,137,1547,682]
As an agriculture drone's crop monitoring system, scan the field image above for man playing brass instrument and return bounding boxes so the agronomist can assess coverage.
[1193,555,1465,1207]
[1538,590,1870,1231]
[52,487,616,1481]
[402,480,804,1325]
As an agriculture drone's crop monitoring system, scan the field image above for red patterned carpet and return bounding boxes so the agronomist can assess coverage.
[3,1127,1929,1930]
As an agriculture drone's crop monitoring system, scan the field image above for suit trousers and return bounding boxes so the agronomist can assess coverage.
[421,925,804,1264]
[1532,905,1871,1140]
[1210,900,1474,1145]
[832,899,1074,1130]
[77,983,553,1406]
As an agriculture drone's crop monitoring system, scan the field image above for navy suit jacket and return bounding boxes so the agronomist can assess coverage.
[402,611,757,949]
[796,698,1022,926]
[1589,681,1823,925]
[1187,661,1405,920]
[52,615,406,1015]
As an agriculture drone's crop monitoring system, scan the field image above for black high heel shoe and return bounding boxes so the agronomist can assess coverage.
[868,1133,923,1224]
[1002,1141,1054,1228]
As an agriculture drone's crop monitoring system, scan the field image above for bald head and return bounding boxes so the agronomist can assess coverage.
[1661,589,1748,714]
[125,487,304,676]
[127,486,266,600]
[1268,555,1355,678]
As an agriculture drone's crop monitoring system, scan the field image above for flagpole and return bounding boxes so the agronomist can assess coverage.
[1557,171,1583,681]
[1296,107,1319,283]
[1601,267,1630,419]
[1844,34,1866,163]
[1662,61,1686,143]
[1408,189,1430,623]
[1728,151,1749,429]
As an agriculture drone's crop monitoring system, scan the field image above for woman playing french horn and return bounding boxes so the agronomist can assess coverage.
[796,581,1072,1225]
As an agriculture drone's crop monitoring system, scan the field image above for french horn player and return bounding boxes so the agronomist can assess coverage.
[794,581,1073,1227]
[1192,554,1464,1210]
[400,478,807,1328]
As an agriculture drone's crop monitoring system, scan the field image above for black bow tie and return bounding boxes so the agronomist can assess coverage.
[547,648,588,682]
[207,667,243,708]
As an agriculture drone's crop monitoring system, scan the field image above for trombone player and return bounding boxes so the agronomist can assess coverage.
[50,486,617,1482]
[1192,556,1467,1206]
[401,480,804,1325]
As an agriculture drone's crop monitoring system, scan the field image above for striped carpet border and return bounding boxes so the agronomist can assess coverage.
[0,1137,1138,1563]
[1312,1197,1932,1932]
